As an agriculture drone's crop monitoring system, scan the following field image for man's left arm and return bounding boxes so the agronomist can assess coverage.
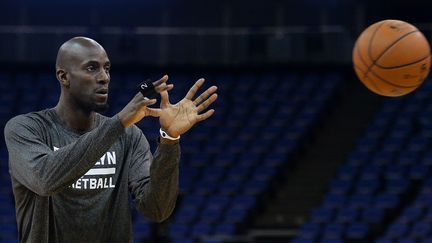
[129,76,217,222]
[128,129,180,222]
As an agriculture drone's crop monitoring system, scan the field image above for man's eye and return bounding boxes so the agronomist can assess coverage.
[87,66,96,71]
[105,66,110,72]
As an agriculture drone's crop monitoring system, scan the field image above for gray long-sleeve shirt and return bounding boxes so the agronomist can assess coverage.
[4,108,180,243]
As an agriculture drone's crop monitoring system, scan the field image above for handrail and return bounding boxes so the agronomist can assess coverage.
[0,25,347,35]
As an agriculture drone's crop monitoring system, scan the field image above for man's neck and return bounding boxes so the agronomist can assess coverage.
[54,100,96,133]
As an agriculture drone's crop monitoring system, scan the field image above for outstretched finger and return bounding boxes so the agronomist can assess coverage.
[138,98,157,107]
[166,84,174,92]
[160,89,171,108]
[185,78,205,100]
[196,109,215,122]
[193,86,218,106]
[146,107,162,117]
[152,75,169,87]
[197,93,218,112]
[155,83,174,94]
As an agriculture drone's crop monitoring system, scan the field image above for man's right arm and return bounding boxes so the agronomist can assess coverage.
[4,76,172,197]
[4,115,124,196]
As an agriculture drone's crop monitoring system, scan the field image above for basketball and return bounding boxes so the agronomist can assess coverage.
[352,19,431,97]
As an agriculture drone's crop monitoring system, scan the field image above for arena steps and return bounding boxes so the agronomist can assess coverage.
[249,77,383,239]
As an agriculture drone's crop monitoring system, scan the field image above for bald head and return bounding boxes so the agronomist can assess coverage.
[56,37,106,71]
[54,36,111,114]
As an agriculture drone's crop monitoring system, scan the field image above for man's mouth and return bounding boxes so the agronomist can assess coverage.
[95,89,108,98]
[95,88,108,94]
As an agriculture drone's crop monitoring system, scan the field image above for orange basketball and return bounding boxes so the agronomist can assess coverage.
[353,19,431,97]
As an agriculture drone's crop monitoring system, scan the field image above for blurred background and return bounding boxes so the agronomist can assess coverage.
[2,0,432,242]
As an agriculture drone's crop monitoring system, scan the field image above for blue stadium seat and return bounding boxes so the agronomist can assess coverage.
[362,207,385,224]
[194,181,217,195]
[297,222,321,240]
[202,239,223,243]
[206,195,231,210]
[409,222,431,238]
[310,207,334,224]
[345,223,369,240]
[398,207,423,224]
[337,164,359,181]
[218,179,243,195]
[355,137,378,153]
[169,224,190,239]
[1,240,19,243]
[415,192,432,210]
[422,151,432,166]
[388,127,410,140]
[421,237,432,243]
[375,239,394,243]
[382,137,404,153]
[171,239,195,243]
[292,239,314,243]
[190,223,213,238]
[174,206,199,224]
[226,166,250,181]
[237,153,260,168]
[386,178,409,194]
[201,167,225,182]
[213,223,236,236]
[396,238,416,243]
[347,151,369,167]
[0,223,17,240]
[374,193,399,209]
[355,178,379,195]
[409,164,428,180]
[384,164,407,180]
[263,152,288,167]
[321,223,344,239]
[180,166,200,181]
[406,137,429,153]
[251,166,277,182]
[385,223,409,239]
[199,207,223,224]
[319,239,343,243]
[188,153,212,168]
[132,223,150,239]
[323,194,346,209]
[348,194,372,209]
[243,180,267,195]
[329,179,352,195]
[365,126,386,140]
[359,164,381,180]
[223,208,247,223]
[422,208,432,223]
[334,207,359,224]
[371,151,394,166]
[231,195,256,209]
[181,195,206,208]
[212,153,236,168]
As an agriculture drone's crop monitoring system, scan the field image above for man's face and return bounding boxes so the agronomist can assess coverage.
[66,45,111,113]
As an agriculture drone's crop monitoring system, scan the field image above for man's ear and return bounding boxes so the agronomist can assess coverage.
[56,69,69,87]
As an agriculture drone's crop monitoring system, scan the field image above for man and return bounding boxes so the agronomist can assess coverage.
[4,36,218,243]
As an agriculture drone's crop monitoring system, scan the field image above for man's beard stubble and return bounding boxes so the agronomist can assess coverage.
[72,94,109,113]
[93,102,109,113]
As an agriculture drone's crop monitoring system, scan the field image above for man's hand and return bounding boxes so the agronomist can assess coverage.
[159,78,218,138]
[118,75,173,128]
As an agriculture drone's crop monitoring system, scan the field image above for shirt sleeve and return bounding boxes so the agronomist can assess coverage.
[127,127,180,222]
[4,114,125,196]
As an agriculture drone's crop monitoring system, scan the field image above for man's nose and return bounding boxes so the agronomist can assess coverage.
[97,70,110,83]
